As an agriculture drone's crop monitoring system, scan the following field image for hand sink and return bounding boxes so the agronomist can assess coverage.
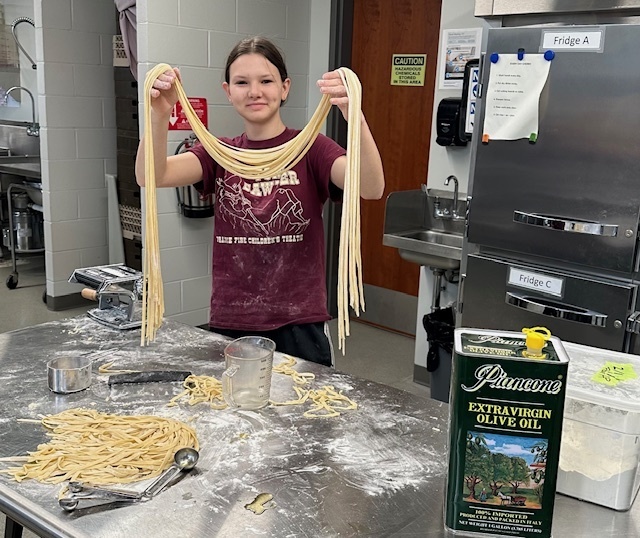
[383,228,463,270]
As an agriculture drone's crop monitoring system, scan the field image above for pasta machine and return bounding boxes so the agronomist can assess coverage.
[68,264,143,330]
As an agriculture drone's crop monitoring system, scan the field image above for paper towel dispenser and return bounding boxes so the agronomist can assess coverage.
[436,98,467,147]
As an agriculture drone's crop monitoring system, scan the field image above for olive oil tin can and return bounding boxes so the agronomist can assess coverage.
[444,328,570,538]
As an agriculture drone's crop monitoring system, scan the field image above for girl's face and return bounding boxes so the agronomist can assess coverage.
[223,53,290,127]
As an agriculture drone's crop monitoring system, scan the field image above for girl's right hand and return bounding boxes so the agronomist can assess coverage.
[149,67,181,116]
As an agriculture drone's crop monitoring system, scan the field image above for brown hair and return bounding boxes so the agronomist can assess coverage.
[225,37,289,104]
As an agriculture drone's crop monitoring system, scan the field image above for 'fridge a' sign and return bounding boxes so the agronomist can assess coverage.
[169,97,208,130]
[541,29,604,52]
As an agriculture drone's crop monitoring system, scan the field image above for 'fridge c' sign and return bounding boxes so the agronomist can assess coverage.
[168,98,208,130]
[507,267,564,298]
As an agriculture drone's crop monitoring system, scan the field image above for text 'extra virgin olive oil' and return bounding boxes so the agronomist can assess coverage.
[445,327,569,538]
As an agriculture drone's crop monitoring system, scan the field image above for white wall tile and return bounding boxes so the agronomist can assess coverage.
[46,248,81,282]
[284,73,307,108]
[238,0,287,38]
[74,65,116,97]
[209,32,247,69]
[43,96,104,128]
[47,159,107,190]
[182,276,212,310]
[48,219,107,251]
[102,98,117,129]
[76,128,117,160]
[208,104,245,137]
[104,157,117,176]
[276,38,309,76]
[180,217,214,248]
[163,281,182,316]
[180,0,236,32]
[100,34,115,67]
[40,0,72,30]
[71,0,117,34]
[156,188,179,214]
[41,28,102,64]
[176,66,225,105]
[78,189,108,219]
[47,190,79,221]
[143,0,179,25]
[284,0,311,41]
[146,24,208,66]
[169,309,209,326]
[41,128,77,160]
[40,62,74,95]
[158,212,182,249]
[161,244,210,282]
[79,246,110,267]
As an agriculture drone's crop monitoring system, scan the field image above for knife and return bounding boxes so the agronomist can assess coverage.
[108,371,192,386]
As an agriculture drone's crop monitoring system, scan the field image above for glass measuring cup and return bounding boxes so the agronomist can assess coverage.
[222,336,276,410]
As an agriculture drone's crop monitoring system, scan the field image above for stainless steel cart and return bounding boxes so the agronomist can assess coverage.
[3,181,44,291]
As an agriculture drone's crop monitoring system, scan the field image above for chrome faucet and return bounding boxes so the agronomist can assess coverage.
[444,175,464,220]
[6,86,39,137]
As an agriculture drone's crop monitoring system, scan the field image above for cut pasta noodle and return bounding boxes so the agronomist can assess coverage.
[168,374,227,409]
[0,408,199,485]
[97,361,138,375]
[271,384,357,418]
[141,63,364,351]
[305,385,358,418]
[272,355,315,385]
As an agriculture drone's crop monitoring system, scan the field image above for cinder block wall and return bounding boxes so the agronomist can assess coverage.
[36,0,117,302]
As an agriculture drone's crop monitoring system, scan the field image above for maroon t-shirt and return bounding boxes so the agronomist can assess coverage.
[189,128,346,331]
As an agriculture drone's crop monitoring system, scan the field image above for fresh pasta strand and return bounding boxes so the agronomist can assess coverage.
[270,384,357,418]
[141,64,365,351]
[304,385,358,418]
[168,374,227,409]
[97,361,139,375]
[273,355,315,385]
[0,408,199,485]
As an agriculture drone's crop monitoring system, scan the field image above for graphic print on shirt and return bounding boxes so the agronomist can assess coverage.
[216,172,310,244]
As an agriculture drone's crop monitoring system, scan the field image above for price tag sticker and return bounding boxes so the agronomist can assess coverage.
[591,362,638,387]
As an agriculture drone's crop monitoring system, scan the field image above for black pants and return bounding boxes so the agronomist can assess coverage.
[210,322,333,367]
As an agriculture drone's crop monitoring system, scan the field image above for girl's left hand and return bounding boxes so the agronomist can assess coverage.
[317,70,350,120]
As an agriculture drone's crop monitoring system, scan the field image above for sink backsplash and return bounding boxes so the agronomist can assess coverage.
[383,188,467,236]
[0,120,40,156]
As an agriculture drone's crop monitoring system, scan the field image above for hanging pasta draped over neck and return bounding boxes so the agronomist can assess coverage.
[141,63,364,351]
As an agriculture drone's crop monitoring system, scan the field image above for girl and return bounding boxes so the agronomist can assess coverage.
[135,36,384,366]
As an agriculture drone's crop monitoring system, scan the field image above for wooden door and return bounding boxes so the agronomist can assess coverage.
[352,0,442,296]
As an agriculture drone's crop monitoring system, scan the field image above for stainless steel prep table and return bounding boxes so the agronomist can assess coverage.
[0,317,639,537]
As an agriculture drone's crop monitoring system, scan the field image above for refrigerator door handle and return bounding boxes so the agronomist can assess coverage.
[513,211,618,237]
[505,291,608,327]
[627,312,640,335]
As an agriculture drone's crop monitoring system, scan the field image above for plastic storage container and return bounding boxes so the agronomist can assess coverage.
[558,342,640,511]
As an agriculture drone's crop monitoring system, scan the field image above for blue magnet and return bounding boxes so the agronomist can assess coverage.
[490,53,500,64]
[517,48,525,60]
[544,50,555,61]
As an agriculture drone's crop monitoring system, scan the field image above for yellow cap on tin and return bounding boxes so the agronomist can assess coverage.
[522,327,551,359]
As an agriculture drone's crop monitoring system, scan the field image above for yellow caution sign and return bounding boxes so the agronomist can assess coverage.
[391,54,427,86]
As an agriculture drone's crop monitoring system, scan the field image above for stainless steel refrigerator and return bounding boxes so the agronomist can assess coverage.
[459,23,640,353]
